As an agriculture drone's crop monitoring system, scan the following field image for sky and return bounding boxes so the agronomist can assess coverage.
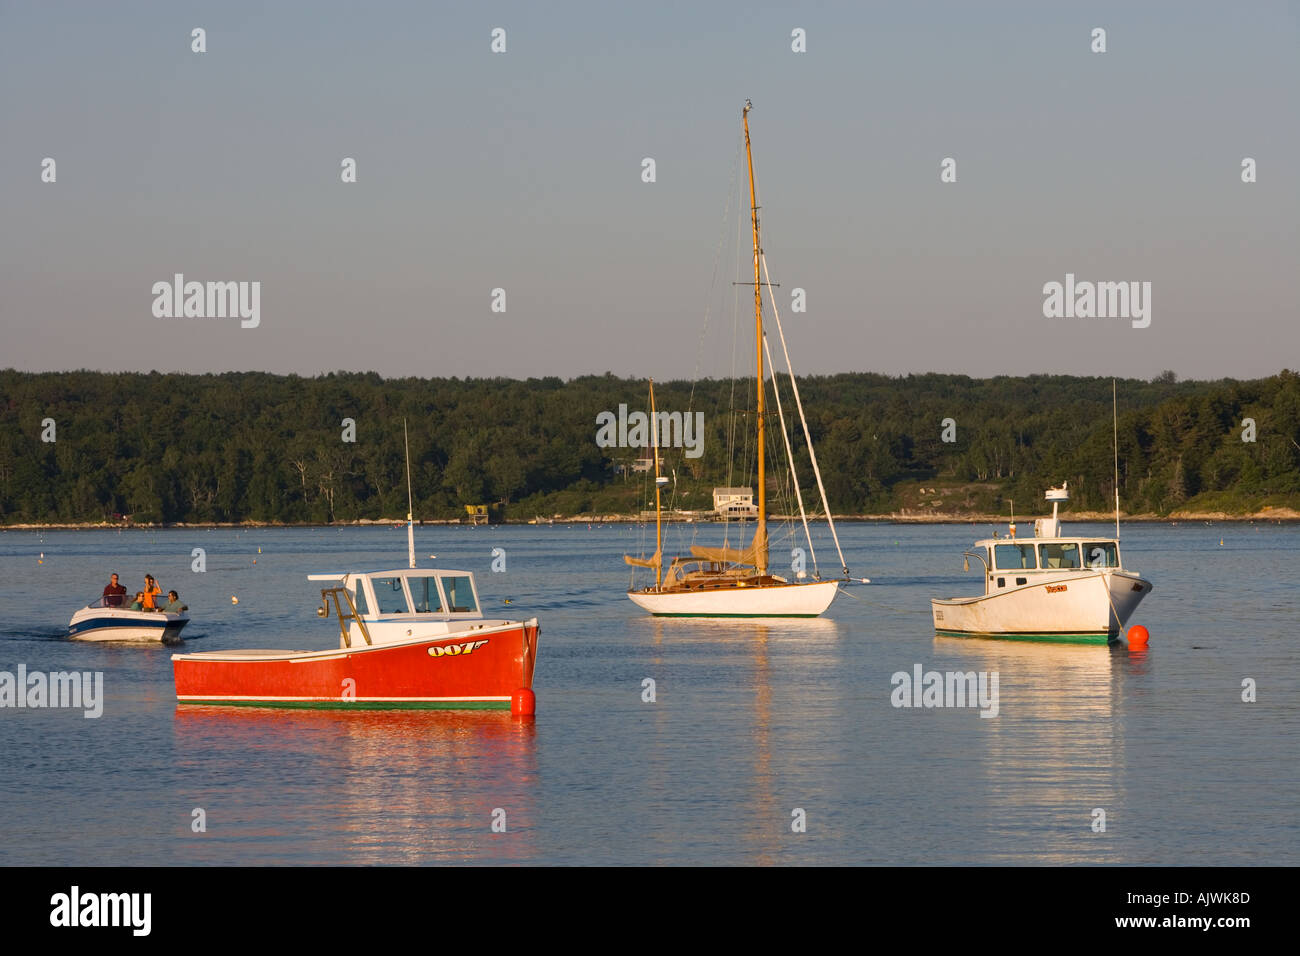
[1,1,1297,382]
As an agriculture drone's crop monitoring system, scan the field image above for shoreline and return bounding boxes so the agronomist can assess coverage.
[5,506,1298,531]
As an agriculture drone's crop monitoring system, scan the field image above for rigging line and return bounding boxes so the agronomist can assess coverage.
[723,194,750,556]
[725,161,744,506]
[834,585,911,615]
[760,251,850,577]
[760,333,819,575]
[689,132,744,413]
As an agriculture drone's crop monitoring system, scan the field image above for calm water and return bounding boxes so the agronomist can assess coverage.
[0,521,1296,865]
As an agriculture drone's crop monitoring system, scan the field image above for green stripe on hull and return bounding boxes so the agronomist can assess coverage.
[177,699,511,710]
[650,612,821,618]
[935,628,1116,645]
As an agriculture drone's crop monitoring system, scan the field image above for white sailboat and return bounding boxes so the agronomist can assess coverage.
[625,102,852,618]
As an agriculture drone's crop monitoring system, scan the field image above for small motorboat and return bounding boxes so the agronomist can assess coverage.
[69,598,189,643]
[930,484,1152,644]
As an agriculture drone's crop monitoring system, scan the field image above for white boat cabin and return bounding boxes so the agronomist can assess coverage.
[965,483,1128,596]
[307,568,490,648]
[968,536,1126,593]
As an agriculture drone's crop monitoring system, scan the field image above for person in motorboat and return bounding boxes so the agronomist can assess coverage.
[161,591,187,614]
[141,574,162,611]
[102,573,127,608]
[129,591,145,611]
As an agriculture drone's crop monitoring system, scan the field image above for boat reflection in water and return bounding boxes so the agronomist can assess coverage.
[639,616,841,865]
[932,636,1135,864]
[172,707,537,864]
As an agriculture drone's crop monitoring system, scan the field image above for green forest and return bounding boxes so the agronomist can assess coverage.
[1,368,1297,524]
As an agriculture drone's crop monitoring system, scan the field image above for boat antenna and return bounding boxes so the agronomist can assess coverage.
[1112,378,1120,540]
[404,418,416,569]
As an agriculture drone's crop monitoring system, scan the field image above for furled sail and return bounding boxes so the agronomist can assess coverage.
[624,551,662,569]
[690,525,767,568]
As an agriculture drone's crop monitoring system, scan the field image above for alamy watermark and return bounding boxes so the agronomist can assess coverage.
[891,664,999,718]
[152,274,260,328]
[1,665,103,718]
[0,666,103,718]
[596,404,704,458]
[1042,273,1150,328]
[50,886,150,936]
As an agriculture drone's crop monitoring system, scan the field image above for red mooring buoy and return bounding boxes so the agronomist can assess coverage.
[1127,624,1150,647]
[511,688,536,716]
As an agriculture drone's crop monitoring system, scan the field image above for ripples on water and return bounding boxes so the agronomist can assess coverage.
[0,522,1295,864]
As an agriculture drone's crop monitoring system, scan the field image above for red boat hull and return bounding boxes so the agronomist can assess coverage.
[173,621,539,709]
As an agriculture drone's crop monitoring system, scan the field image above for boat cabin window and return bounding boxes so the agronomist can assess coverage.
[407,575,444,613]
[994,543,1037,570]
[350,582,369,616]
[371,576,410,614]
[1084,542,1120,568]
[442,575,478,613]
[1038,543,1080,570]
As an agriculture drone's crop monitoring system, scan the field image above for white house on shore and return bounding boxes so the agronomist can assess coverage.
[713,487,757,518]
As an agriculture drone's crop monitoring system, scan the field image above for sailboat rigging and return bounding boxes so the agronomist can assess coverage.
[624,101,851,618]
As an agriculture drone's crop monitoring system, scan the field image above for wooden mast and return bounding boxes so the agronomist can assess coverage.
[743,100,767,575]
[650,379,663,589]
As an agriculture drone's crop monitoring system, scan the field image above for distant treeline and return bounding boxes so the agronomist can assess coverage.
[1,369,1297,523]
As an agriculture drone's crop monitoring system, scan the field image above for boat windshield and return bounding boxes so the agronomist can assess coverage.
[1038,543,1081,569]
[441,575,478,613]
[407,575,444,613]
[1083,542,1120,568]
[994,543,1037,570]
[370,576,410,614]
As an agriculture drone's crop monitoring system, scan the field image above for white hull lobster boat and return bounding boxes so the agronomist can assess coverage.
[69,600,189,643]
[930,484,1151,644]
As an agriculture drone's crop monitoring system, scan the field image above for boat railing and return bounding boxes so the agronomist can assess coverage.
[318,587,373,648]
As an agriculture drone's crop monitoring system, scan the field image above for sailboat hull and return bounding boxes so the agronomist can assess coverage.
[628,580,839,617]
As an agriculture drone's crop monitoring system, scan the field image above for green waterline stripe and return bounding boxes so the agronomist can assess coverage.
[934,628,1115,645]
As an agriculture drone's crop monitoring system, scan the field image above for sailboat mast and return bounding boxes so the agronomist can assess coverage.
[743,101,766,575]
[650,379,663,589]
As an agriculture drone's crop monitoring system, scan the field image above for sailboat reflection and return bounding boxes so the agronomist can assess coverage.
[172,707,537,863]
[638,616,840,863]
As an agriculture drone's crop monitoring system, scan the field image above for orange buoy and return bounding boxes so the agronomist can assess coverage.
[510,688,536,716]
[1127,624,1150,647]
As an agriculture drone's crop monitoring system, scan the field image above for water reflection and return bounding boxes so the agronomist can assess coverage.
[932,636,1124,863]
[172,707,538,864]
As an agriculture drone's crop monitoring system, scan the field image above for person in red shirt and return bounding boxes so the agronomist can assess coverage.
[102,573,127,608]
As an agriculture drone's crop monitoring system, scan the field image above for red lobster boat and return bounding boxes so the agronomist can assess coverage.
[172,566,538,713]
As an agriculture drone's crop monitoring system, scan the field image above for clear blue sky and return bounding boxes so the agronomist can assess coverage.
[2,1,1296,380]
